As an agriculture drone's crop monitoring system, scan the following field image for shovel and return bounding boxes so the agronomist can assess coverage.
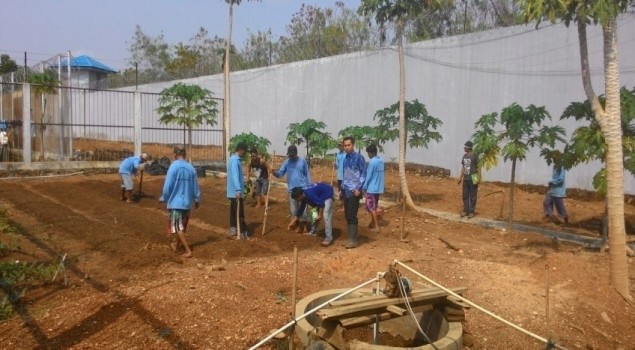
[133,170,146,202]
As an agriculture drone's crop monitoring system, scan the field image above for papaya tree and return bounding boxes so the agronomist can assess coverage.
[359,0,442,210]
[556,87,635,245]
[285,118,331,166]
[521,0,633,302]
[338,125,383,152]
[156,83,219,159]
[229,132,271,160]
[27,71,60,161]
[373,99,443,159]
[472,103,565,230]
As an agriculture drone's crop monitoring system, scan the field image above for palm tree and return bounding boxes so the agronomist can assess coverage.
[222,0,261,163]
[521,0,632,300]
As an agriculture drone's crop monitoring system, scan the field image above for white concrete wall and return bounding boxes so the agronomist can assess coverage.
[135,15,635,192]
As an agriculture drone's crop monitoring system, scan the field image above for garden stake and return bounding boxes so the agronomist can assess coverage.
[289,246,298,350]
[262,152,275,236]
[545,264,551,342]
[236,197,242,241]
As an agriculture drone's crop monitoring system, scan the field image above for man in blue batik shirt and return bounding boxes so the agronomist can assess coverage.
[341,136,366,249]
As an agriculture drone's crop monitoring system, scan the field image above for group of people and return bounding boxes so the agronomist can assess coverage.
[117,138,568,258]
[458,140,569,223]
[227,136,385,249]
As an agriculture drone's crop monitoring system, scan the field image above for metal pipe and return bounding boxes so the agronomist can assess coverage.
[248,276,382,350]
[373,272,382,344]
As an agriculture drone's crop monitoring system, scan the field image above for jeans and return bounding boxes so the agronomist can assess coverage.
[544,194,568,218]
[322,198,334,242]
[462,178,478,214]
[288,192,308,222]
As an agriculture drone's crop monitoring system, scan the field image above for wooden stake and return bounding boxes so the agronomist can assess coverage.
[236,197,241,240]
[262,152,275,236]
[289,246,298,350]
[545,264,551,341]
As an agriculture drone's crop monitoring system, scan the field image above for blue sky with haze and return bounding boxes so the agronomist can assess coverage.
[0,0,361,71]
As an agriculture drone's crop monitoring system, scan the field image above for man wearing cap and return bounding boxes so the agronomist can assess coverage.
[274,145,312,233]
[457,141,480,218]
[160,145,200,258]
[118,153,148,203]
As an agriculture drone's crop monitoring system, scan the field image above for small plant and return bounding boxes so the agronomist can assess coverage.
[0,211,60,320]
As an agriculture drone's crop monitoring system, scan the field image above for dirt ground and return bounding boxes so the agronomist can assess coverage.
[0,160,634,350]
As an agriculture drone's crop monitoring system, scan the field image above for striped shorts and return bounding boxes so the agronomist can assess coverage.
[167,209,190,235]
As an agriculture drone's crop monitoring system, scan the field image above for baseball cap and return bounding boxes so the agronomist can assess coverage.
[140,153,148,160]
[287,145,298,156]
[464,141,473,148]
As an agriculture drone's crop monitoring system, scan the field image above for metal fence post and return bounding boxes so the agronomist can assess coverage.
[134,91,141,156]
[22,83,32,164]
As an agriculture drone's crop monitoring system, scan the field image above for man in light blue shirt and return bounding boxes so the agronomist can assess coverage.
[363,144,384,232]
[543,154,569,224]
[119,153,148,203]
[274,145,311,233]
[334,141,346,210]
[227,142,249,239]
[342,136,366,248]
[159,146,200,258]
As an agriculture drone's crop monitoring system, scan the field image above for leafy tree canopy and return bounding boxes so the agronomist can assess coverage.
[0,55,18,75]
[229,132,271,160]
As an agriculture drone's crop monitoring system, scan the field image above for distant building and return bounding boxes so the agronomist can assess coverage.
[56,55,117,89]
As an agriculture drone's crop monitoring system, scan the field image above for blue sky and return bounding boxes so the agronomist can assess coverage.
[0,0,361,71]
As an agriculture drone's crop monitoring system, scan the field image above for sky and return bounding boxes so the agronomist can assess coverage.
[0,0,361,71]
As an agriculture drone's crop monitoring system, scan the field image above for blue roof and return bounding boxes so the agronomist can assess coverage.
[56,55,117,74]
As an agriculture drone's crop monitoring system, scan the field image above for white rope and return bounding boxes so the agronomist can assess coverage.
[396,275,440,350]
[393,260,569,350]
[248,275,382,350]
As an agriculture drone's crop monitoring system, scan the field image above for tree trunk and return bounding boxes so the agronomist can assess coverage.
[508,158,516,232]
[188,126,193,162]
[600,20,631,300]
[396,19,415,210]
[223,3,233,164]
[577,18,630,300]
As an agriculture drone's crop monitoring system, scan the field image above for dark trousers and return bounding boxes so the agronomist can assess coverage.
[543,194,568,218]
[344,193,361,224]
[462,179,478,214]
[229,198,247,232]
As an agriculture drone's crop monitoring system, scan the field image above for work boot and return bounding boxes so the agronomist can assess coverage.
[345,224,360,249]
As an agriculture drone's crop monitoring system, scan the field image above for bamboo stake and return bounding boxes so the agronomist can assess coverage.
[236,198,241,240]
[289,246,298,350]
[545,264,551,342]
[262,152,275,236]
